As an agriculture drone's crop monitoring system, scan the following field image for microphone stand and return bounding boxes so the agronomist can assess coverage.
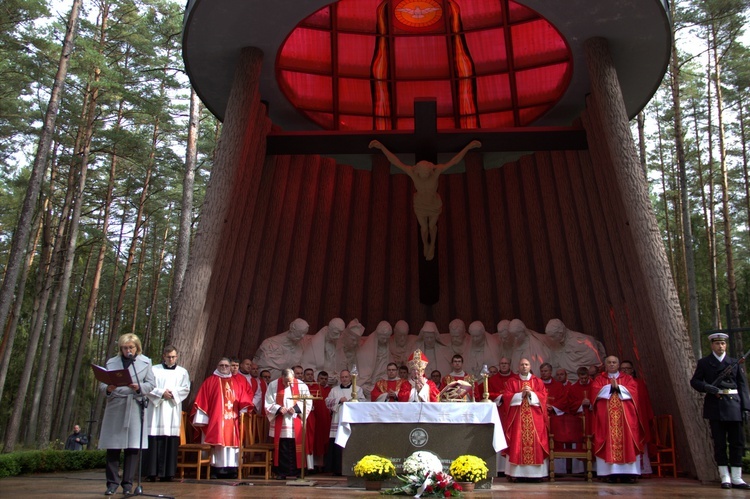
[127,355,174,499]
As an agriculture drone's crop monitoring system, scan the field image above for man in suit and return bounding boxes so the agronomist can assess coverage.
[691,332,750,489]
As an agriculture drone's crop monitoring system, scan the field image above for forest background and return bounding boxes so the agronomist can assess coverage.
[0,0,747,451]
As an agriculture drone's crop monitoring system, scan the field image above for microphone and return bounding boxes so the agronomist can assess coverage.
[127,352,135,359]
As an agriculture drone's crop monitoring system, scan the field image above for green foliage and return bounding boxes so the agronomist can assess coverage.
[0,450,107,478]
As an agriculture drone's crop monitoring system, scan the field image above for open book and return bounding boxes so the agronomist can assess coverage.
[91,364,133,387]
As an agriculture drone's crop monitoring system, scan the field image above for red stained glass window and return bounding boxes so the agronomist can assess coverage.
[276,0,572,130]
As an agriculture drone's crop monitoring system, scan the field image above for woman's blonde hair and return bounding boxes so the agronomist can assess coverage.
[117,333,142,355]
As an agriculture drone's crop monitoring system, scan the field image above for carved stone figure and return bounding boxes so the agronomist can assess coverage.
[357,320,393,397]
[389,320,415,367]
[494,319,513,360]
[413,321,452,376]
[335,319,365,377]
[301,317,344,384]
[441,318,469,356]
[463,320,503,377]
[369,139,482,260]
[508,318,551,377]
[544,318,606,383]
[253,318,309,379]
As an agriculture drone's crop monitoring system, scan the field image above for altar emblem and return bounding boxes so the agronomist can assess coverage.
[409,427,429,447]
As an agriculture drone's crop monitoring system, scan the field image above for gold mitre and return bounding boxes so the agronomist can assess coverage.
[407,349,429,371]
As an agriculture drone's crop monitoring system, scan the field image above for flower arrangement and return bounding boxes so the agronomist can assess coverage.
[449,455,488,483]
[354,455,396,481]
[383,451,463,498]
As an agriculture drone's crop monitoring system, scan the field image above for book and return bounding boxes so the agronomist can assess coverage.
[91,363,133,387]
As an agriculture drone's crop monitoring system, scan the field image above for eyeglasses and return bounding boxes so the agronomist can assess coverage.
[218,364,230,368]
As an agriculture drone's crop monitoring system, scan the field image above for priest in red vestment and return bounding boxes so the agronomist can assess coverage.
[620,360,654,474]
[502,358,549,480]
[476,357,517,475]
[307,370,332,472]
[192,357,255,479]
[591,356,645,483]
[372,363,409,401]
[541,362,578,474]
[566,366,595,473]
[265,368,312,479]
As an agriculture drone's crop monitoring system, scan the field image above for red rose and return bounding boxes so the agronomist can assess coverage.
[454,483,463,491]
[445,491,452,497]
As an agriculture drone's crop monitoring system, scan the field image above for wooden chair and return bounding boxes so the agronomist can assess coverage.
[548,413,593,482]
[176,411,211,480]
[650,414,677,477]
[238,412,274,479]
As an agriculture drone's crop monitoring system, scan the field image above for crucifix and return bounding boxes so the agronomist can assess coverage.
[267,99,587,306]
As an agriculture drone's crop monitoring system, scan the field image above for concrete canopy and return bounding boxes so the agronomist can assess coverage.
[182,0,671,132]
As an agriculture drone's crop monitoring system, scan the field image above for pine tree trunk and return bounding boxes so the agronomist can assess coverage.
[0,212,43,405]
[57,133,118,443]
[668,20,702,357]
[636,111,647,177]
[711,22,741,341]
[0,0,83,343]
[169,89,200,327]
[705,45,721,329]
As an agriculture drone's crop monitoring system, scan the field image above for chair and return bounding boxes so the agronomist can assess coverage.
[650,414,677,477]
[176,411,211,480]
[239,412,274,479]
[548,413,593,482]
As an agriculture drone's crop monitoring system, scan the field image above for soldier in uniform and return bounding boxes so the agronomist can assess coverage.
[690,332,750,489]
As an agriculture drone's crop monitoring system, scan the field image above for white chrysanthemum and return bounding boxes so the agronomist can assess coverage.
[402,451,443,477]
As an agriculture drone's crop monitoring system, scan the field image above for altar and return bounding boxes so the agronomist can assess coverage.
[335,402,505,487]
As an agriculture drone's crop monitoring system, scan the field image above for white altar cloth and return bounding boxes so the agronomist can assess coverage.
[335,402,506,452]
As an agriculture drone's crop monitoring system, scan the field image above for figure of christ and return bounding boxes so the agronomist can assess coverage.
[369,139,482,260]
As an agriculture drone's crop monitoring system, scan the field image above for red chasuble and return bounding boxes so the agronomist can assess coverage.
[273,379,304,468]
[371,378,406,401]
[502,375,549,465]
[544,378,579,443]
[192,374,254,447]
[308,383,331,457]
[590,372,645,464]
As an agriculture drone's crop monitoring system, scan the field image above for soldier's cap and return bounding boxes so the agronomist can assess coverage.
[708,332,729,343]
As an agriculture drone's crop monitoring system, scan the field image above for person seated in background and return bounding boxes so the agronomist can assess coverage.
[398,365,409,380]
[261,370,272,384]
[430,370,443,390]
[372,363,408,402]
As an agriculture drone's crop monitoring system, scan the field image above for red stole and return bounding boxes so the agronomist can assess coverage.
[273,379,304,468]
